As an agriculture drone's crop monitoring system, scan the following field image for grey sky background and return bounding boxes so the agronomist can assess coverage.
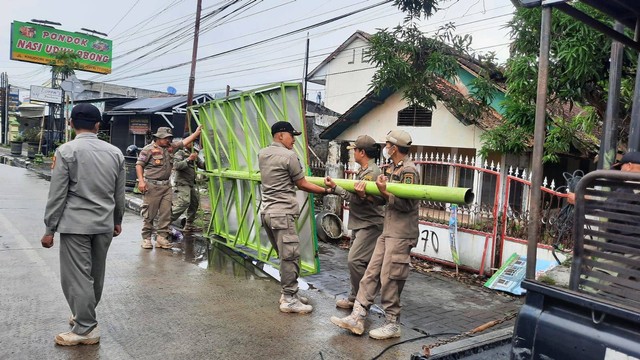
[2,0,514,99]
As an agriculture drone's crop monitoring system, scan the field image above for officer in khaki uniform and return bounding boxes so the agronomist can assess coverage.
[136,126,201,249]
[327,135,384,309]
[170,135,205,231]
[331,129,420,340]
[258,121,335,314]
[41,104,125,346]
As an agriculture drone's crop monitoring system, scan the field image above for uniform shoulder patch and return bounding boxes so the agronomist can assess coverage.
[403,173,415,184]
[363,175,373,181]
[51,155,56,170]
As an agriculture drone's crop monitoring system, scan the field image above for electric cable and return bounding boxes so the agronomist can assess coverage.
[370,332,459,360]
[101,0,394,82]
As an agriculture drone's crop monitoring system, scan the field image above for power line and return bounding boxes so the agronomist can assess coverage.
[102,1,394,82]
[108,0,143,35]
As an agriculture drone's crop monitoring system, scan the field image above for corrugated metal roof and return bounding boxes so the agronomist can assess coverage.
[581,0,640,30]
[319,87,394,140]
[111,96,187,114]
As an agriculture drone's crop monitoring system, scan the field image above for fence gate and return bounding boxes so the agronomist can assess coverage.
[190,83,320,275]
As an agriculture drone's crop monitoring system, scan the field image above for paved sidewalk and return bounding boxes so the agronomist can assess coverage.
[1,147,522,357]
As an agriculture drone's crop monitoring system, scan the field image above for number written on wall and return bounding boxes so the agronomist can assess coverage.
[420,229,439,253]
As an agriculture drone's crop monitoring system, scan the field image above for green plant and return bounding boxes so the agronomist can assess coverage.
[22,127,42,143]
[538,275,557,286]
[12,134,24,143]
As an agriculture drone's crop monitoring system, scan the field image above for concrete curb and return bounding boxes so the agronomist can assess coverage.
[412,327,513,360]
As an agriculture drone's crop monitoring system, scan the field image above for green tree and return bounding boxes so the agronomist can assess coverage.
[367,0,501,136]
[481,5,637,162]
[369,1,638,162]
[49,50,81,81]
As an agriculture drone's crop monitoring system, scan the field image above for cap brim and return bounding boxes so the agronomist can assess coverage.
[346,142,357,150]
[611,162,623,170]
[292,130,302,136]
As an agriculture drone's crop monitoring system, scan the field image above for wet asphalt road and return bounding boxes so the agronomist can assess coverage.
[0,164,424,360]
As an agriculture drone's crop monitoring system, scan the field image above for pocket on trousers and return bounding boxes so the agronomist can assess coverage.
[281,234,300,260]
[269,215,289,230]
[140,204,149,219]
[389,253,411,280]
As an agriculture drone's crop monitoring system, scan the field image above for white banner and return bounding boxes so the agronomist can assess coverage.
[30,85,62,104]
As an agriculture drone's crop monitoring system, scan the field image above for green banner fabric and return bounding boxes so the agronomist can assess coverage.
[10,21,112,74]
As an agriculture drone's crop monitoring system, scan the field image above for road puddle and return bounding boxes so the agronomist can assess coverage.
[171,233,309,289]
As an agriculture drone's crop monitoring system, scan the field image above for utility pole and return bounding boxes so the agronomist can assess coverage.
[185,0,203,135]
[302,33,310,115]
[1,72,8,144]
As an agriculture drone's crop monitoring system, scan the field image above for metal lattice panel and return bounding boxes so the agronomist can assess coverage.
[572,170,640,310]
[190,83,320,275]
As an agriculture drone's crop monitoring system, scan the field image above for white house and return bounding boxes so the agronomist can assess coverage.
[308,31,572,275]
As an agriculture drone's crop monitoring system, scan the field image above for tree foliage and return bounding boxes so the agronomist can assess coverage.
[368,2,498,127]
[370,1,638,163]
[481,5,638,162]
[49,50,81,80]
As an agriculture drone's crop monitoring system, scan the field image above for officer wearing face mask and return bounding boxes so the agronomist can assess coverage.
[330,129,420,340]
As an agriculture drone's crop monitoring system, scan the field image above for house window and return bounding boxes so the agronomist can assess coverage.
[397,106,432,127]
[361,48,370,63]
[348,49,355,64]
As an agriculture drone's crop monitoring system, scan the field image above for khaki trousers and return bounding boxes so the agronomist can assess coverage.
[346,226,383,302]
[171,185,199,223]
[60,232,113,335]
[356,236,417,318]
[261,213,301,296]
[141,182,172,240]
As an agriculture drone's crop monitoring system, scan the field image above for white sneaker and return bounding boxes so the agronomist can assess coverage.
[55,326,100,346]
[369,320,401,340]
[279,297,313,314]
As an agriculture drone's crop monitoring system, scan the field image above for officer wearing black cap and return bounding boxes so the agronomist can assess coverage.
[42,103,125,346]
[258,121,334,314]
[135,126,202,249]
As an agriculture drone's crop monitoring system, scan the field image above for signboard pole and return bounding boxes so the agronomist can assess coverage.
[64,94,70,143]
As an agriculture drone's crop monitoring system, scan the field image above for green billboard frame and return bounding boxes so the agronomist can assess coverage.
[10,21,112,74]
[191,83,320,276]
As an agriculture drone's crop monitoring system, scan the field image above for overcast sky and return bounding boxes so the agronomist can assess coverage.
[2,0,515,99]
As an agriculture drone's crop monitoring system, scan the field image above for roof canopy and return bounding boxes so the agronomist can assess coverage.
[520,0,640,51]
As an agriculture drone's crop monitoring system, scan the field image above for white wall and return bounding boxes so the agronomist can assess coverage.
[337,91,484,149]
[323,38,377,114]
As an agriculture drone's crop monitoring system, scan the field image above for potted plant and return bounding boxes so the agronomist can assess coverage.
[23,127,43,159]
[10,134,24,155]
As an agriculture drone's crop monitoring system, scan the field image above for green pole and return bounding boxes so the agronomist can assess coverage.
[200,171,473,204]
[306,176,474,205]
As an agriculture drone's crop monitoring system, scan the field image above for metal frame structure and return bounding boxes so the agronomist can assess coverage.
[189,83,320,276]
[520,0,640,279]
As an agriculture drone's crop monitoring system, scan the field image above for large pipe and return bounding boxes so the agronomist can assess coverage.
[306,177,474,205]
[200,170,474,204]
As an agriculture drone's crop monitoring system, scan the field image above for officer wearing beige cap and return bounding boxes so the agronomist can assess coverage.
[331,129,420,340]
[326,135,384,309]
[258,121,335,314]
[135,125,202,249]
